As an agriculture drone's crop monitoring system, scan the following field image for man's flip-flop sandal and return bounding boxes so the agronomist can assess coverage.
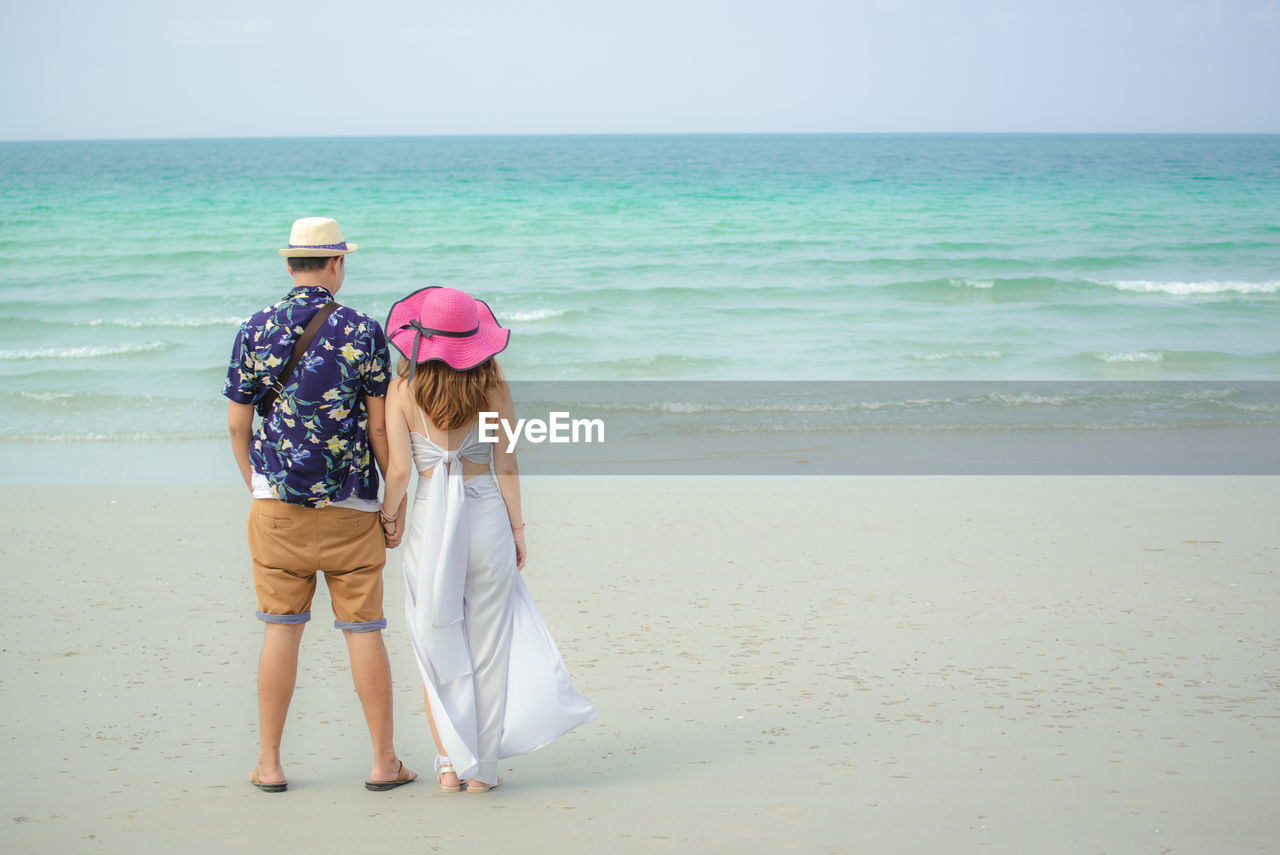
[365,760,417,791]
[250,771,287,793]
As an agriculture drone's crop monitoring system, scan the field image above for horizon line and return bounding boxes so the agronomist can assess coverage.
[3,130,1279,145]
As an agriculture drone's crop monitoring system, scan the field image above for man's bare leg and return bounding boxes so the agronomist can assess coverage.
[345,629,415,783]
[256,622,305,785]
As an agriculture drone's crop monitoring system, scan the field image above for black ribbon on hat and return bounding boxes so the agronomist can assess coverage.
[399,319,480,379]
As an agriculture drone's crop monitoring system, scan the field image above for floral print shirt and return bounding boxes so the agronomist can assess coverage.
[223,285,391,508]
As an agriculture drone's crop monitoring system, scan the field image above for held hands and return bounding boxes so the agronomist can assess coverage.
[380,494,409,549]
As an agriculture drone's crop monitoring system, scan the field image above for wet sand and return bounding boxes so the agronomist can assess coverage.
[2,477,1277,853]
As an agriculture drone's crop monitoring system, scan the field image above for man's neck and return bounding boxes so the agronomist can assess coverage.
[291,274,340,296]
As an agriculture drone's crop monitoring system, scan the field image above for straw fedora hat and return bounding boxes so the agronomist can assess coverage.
[386,287,510,372]
[278,217,358,257]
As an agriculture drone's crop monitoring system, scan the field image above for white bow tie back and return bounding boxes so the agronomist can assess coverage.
[406,430,491,683]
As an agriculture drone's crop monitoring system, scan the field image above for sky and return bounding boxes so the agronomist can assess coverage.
[2,0,1278,140]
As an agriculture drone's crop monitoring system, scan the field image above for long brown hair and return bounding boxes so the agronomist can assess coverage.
[398,358,506,431]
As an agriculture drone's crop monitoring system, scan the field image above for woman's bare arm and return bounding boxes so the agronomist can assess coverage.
[490,382,526,570]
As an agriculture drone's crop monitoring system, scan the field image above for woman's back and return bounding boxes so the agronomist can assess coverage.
[394,377,495,481]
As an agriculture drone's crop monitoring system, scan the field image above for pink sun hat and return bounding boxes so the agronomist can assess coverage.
[385,286,510,372]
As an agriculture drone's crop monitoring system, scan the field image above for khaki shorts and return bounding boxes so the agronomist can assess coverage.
[247,499,387,632]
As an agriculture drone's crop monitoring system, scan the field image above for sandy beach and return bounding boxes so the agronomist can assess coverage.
[2,476,1277,853]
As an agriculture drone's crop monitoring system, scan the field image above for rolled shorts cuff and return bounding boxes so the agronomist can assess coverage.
[334,618,387,633]
[257,610,311,625]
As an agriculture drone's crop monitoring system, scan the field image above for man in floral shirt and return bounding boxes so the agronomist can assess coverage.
[224,217,416,792]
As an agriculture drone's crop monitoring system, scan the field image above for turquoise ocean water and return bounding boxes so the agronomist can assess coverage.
[1,134,1278,475]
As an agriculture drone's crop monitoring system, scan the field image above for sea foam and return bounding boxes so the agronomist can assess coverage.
[497,308,566,322]
[1095,279,1280,296]
[1092,351,1165,363]
[0,342,173,360]
[86,316,247,328]
[908,351,1005,361]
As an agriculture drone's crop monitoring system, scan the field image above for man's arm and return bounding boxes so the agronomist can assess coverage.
[365,394,390,478]
[227,402,255,491]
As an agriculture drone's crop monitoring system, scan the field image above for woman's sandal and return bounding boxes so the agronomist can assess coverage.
[466,776,502,793]
[435,755,464,793]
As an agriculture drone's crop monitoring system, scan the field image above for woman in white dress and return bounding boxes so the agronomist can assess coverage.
[379,287,595,793]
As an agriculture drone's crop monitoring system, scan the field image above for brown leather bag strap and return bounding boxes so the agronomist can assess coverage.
[256,301,339,417]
